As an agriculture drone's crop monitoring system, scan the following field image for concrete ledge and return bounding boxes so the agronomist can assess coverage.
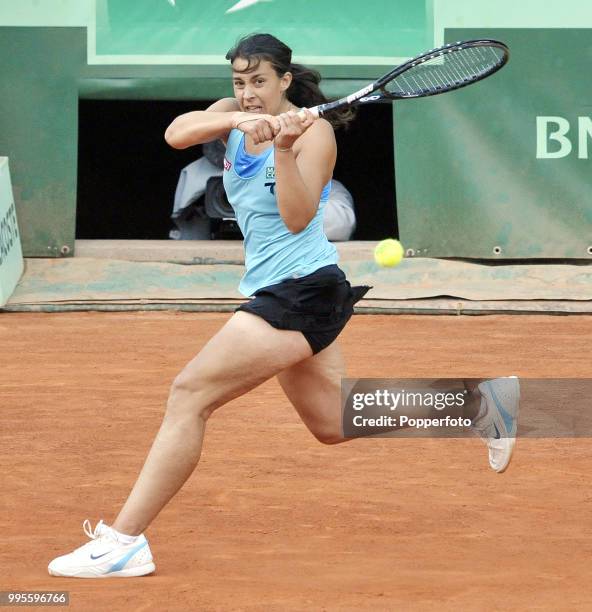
[3,256,591,315]
[3,299,591,315]
[74,239,377,264]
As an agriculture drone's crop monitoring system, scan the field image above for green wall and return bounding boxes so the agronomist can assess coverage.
[395,28,592,258]
[96,0,427,63]
[1,0,591,258]
[0,28,84,256]
[0,0,91,26]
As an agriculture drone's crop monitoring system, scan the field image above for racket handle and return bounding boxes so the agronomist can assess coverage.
[297,107,321,120]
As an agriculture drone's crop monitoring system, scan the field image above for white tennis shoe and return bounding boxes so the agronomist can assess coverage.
[48,520,155,578]
[471,377,520,473]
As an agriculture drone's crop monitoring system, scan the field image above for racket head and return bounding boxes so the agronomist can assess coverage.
[378,39,509,100]
[307,39,509,117]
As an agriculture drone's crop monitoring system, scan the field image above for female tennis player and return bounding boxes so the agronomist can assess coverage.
[48,33,519,578]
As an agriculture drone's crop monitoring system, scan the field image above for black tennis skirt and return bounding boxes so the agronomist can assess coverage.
[236,265,371,354]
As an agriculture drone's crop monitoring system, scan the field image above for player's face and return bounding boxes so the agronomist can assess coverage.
[231,58,291,116]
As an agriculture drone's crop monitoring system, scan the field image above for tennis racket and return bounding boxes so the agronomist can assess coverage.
[302,39,509,118]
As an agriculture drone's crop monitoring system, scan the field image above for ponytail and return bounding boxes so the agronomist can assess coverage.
[286,63,355,130]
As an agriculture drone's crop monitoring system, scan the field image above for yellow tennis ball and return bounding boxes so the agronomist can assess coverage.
[374,239,404,267]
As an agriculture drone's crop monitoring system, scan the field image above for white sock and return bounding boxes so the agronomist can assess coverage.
[111,527,139,544]
[473,396,488,422]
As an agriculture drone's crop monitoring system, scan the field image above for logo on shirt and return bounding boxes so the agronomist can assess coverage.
[265,166,275,179]
[224,157,232,171]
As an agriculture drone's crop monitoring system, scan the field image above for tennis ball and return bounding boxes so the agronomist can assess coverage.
[374,239,404,267]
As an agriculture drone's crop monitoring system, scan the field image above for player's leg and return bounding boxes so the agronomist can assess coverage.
[48,311,313,578]
[276,341,347,444]
[277,344,467,444]
[113,311,313,535]
[278,345,520,474]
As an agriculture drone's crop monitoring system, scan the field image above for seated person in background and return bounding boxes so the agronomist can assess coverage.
[171,140,356,241]
[169,141,223,240]
[322,178,356,241]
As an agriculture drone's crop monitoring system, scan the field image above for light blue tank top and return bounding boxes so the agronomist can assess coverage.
[222,129,338,297]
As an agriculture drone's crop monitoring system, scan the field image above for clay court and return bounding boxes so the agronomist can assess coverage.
[2,312,591,611]
[2,2,592,610]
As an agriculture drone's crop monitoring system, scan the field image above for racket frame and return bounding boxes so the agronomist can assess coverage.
[308,39,509,118]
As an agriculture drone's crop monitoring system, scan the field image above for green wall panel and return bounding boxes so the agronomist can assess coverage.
[95,0,428,63]
[395,28,592,259]
[0,0,92,27]
[0,28,85,257]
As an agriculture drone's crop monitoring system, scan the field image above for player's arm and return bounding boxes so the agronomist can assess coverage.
[164,98,240,149]
[274,115,336,234]
[165,98,281,149]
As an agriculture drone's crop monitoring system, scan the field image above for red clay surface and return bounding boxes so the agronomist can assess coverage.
[1,312,592,611]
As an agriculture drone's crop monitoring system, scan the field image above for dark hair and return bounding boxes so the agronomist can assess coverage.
[225,33,354,130]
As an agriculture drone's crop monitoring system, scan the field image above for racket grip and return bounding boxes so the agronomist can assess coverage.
[297,107,320,120]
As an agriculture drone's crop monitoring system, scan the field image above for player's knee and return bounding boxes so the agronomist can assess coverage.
[166,371,214,421]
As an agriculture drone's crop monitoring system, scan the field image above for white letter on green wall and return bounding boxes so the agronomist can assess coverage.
[578,117,592,159]
[536,117,572,159]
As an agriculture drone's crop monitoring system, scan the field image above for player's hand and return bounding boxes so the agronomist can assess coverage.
[274,108,316,151]
[231,112,280,144]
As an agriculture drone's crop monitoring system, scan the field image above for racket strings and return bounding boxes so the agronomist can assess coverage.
[384,45,506,97]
